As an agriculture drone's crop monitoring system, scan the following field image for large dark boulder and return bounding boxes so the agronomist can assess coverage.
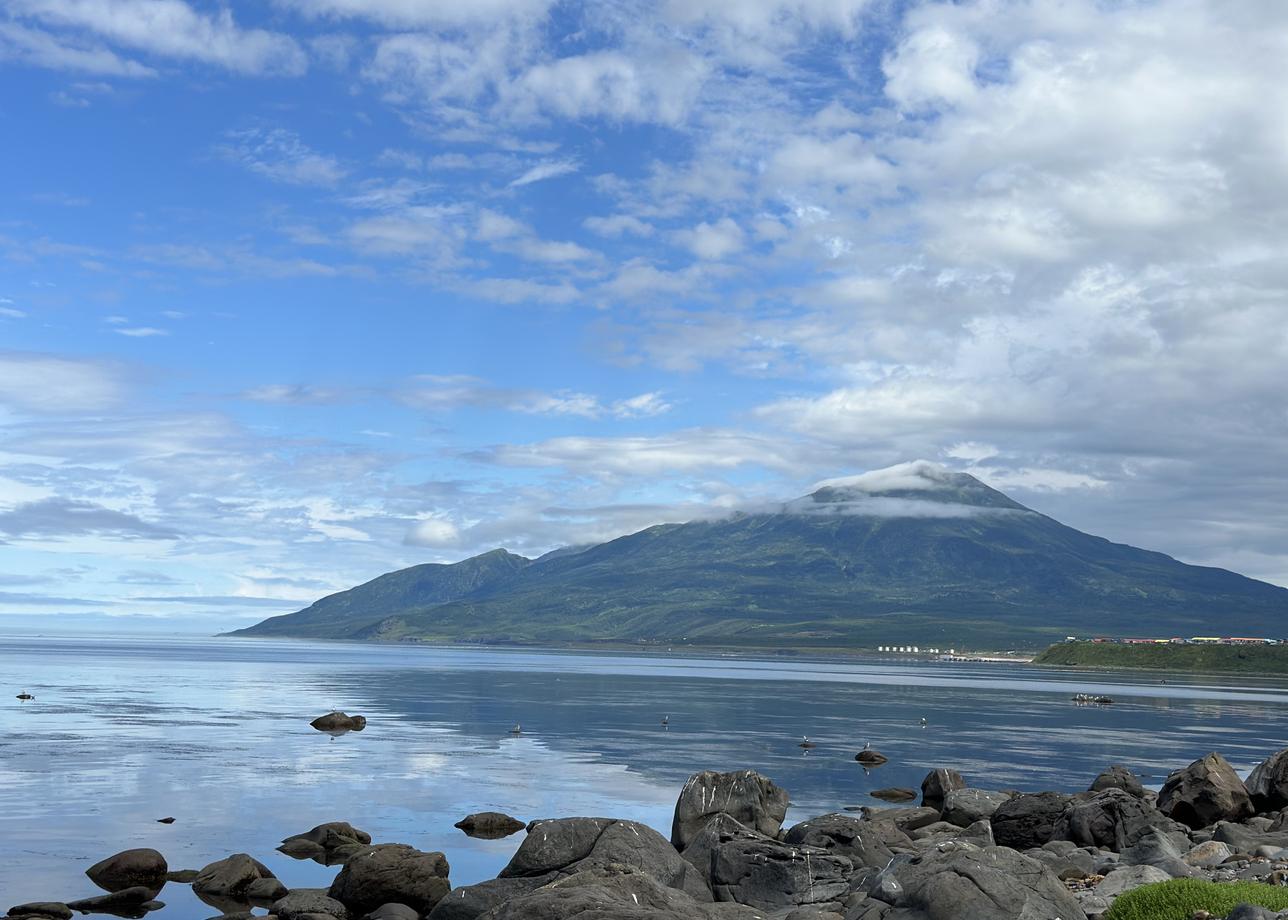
[7,904,72,920]
[941,789,1010,827]
[671,770,788,849]
[86,848,168,897]
[1054,788,1184,851]
[850,846,1088,920]
[708,837,852,910]
[678,814,766,886]
[1246,749,1288,811]
[501,817,709,900]
[329,844,450,915]
[990,792,1074,850]
[280,822,371,865]
[920,769,965,812]
[1158,752,1254,829]
[428,877,554,920]
[476,866,758,920]
[782,813,911,869]
[192,854,277,901]
[1090,765,1146,798]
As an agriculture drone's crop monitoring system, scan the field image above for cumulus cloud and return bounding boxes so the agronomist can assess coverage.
[404,517,460,547]
[8,0,306,75]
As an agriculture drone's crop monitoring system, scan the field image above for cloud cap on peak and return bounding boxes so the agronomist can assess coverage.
[804,460,1031,513]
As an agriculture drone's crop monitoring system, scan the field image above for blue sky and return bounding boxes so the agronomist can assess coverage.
[2,0,1287,632]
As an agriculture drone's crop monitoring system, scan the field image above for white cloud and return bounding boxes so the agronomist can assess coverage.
[0,306,26,319]
[583,214,655,238]
[510,158,579,187]
[405,517,460,547]
[0,352,125,412]
[9,0,306,75]
[221,128,346,187]
[0,19,155,76]
[114,326,167,337]
[678,217,745,261]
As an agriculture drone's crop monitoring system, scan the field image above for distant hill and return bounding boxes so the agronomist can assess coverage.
[231,461,1288,650]
[1034,641,1288,675]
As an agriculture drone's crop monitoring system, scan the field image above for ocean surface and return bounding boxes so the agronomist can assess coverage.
[4,636,1288,916]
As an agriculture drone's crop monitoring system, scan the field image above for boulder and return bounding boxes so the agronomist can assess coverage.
[859,806,941,832]
[310,712,367,732]
[782,813,911,869]
[990,792,1074,850]
[65,888,159,913]
[1089,765,1146,798]
[6,905,71,920]
[1246,749,1288,811]
[708,836,852,909]
[1095,864,1171,898]
[1118,826,1197,878]
[501,817,708,900]
[330,844,450,916]
[1211,821,1288,853]
[853,845,1087,920]
[167,869,199,883]
[1158,753,1255,829]
[86,848,169,897]
[192,854,277,900]
[283,821,372,847]
[364,906,419,920]
[455,812,526,840]
[855,750,889,766]
[475,866,759,920]
[920,769,965,811]
[941,789,1010,827]
[247,877,289,902]
[280,822,372,865]
[427,876,553,920]
[272,889,350,920]
[671,770,789,849]
[1053,787,1183,851]
[1183,840,1233,867]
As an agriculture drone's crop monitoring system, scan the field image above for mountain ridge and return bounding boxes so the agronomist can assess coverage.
[230,462,1288,649]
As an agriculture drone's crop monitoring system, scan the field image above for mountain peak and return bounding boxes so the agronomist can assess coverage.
[797,460,1030,516]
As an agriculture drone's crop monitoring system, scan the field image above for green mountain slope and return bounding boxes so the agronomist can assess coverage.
[233,548,530,638]
[231,463,1288,649]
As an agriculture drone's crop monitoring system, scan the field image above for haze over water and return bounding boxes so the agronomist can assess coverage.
[4,636,1288,917]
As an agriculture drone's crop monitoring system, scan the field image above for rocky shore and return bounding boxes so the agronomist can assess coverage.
[17,748,1288,920]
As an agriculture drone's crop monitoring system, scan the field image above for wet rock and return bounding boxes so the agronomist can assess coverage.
[280,822,372,865]
[86,848,168,897]
[942,789,1010,827]
[671,770,789,849]
[501,817,709,901]
[855,750,889,766]
[192,854,278,900]
[869,788,918,803]
[6,904,71,920]
[1095,863,1171,898]
[166,870,199,884]
[1054,787,1184,851]
[272,889,351,920]
[920,768,966,812]
[329,844,451,916]
[708,836,852,909]
[247,877,289,902]
[454,812,526,840]
[65,888,159,914]
[991,791,1074,850]
[782,813,911,869]
[1089,765,1146,798]
[310,712,367,732]
[1158,752,1254,830]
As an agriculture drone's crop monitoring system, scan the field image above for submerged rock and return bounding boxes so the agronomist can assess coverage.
[870,787,918,803]
[454,812,526,839]
[6,904,71,920]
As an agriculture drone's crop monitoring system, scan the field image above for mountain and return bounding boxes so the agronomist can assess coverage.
[231,461,1288,649]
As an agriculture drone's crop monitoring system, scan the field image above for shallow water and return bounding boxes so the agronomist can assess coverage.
[3,636,1288,916]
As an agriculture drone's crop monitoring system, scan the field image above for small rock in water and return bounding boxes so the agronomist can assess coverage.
[454,812,526,839]
[6,904,71,920]
[310,711,367,733]
[156,817,176,824]
[166,869,199,883]
[855,750,889,766]
[66,888,161,914]
[85,848,168,897]
[870,787,918,802]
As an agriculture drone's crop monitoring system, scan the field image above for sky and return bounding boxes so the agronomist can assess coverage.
[2,0,1287,633]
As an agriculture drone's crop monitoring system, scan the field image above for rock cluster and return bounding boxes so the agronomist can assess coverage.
[15,748,1288,920]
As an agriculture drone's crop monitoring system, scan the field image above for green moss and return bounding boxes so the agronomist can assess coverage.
[1105,879,1288,920]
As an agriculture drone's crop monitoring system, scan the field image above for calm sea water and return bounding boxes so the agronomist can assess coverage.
[4,636,1288,916]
